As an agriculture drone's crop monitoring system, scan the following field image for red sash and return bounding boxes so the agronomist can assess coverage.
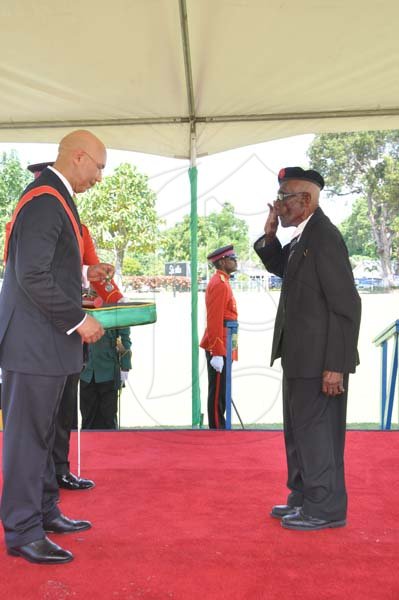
[4,185,84,264]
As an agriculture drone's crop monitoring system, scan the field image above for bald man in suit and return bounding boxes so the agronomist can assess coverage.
[0,130,111,564]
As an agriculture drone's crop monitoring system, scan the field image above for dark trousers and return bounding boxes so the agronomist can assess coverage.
[205,351,226,429]
[52,372,79,476]
[282,374,349,521]
[80,378,118,429]
[0,370,66,548]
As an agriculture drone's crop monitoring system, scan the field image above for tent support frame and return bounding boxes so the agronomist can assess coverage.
[179,0,201,427]
[2,108,399,133]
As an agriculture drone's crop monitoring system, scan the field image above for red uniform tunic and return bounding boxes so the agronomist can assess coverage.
[200,269,238,358]
[81,225,123,304]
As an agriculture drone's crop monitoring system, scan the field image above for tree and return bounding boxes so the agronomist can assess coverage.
[161,202,250,264]
[0,151,31,253]
[308,131,399,286]
[206,203,249,259]
[161,215,208,263]
[77,163,159,276]
[338,198,377,259]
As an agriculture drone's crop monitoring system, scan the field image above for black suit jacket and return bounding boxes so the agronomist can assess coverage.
[0,168,86,375]
[254,207,361,378]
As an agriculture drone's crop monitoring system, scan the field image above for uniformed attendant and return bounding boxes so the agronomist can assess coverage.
[80,327,132,429]
[53,216,124,487]
[200,245,238,429]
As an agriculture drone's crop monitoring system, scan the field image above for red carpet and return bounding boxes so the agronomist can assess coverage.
[0,431,398,600]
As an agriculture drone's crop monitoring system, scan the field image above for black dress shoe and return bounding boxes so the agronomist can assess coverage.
[281,509,346,530]
[56,472,95,490]
[44,514,92,534]
[8,536,73,564]
[270,504,301,519]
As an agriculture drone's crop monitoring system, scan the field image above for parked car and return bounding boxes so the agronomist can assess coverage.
[268,275,282,290]
[355,277,384,291]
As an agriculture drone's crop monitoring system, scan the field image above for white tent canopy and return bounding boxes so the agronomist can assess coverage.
[1,0,399,158]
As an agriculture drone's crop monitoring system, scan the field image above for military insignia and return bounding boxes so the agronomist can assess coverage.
[220,274,226,282]
[303,249,308,256]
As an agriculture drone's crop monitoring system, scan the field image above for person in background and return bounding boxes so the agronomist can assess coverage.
[200,245,238,429]
[254,166,361,531]
[80,327,132,429]
[0,130,110,564]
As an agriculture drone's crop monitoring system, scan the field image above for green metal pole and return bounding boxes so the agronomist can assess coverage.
[189,165,201,427]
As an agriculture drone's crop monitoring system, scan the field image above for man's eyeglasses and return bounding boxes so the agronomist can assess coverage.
[82,150,105,171]
[276,191,306,202]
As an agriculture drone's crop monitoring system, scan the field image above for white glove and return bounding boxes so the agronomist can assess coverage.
[120,370,129,383]
[117,296,131,304]
[210,356,224,373]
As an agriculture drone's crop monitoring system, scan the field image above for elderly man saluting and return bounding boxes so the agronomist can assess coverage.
[254,167,361,531]
[0,130,111,564]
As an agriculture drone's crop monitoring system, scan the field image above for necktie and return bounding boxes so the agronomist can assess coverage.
[288,235,299,261]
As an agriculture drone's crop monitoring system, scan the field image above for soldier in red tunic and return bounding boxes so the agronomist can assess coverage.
[200,245,238,429]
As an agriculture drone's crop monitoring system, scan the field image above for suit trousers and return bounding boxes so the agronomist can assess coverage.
[282,374,349,521]
[0,370,65,548]
[205,351,226,429]
[80,378,118,429]
[52,372,79,476]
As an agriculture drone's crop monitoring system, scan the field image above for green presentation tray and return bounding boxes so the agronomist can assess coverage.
[85,301,157,329]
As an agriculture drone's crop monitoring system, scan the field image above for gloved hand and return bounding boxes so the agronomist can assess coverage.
[210,356,224,373]
[117,296,131,304]
[120,371,129,384]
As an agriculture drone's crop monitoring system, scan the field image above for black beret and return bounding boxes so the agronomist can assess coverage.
[207,245,236,263]
[278,166,324,190]
[27,161,54,174]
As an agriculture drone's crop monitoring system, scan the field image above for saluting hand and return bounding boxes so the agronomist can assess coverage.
[264,203,278,240]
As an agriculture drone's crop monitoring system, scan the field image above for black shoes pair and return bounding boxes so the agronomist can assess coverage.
[271,504,346,530]
[7,514,92,564]
[56,471,95,490]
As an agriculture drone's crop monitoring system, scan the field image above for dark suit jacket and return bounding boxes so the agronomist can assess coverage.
[254,207,361,378]
[0,168,86,375]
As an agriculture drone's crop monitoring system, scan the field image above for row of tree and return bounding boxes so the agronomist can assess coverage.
[0,153,250,277]
[1,130,399,286]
